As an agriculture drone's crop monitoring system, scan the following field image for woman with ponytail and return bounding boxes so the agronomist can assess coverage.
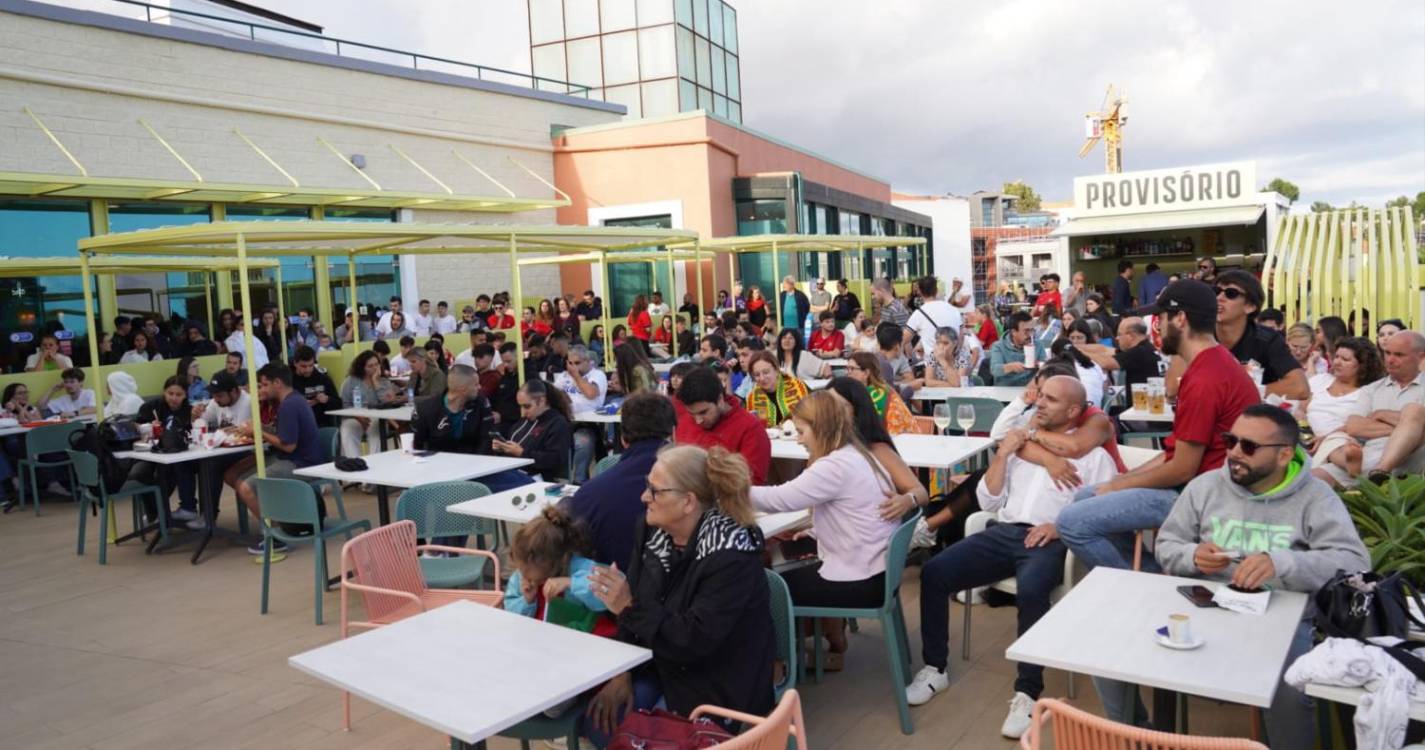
[584,445,775,744]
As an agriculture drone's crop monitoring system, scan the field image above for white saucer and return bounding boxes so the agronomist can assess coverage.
[1155,633,1204,650]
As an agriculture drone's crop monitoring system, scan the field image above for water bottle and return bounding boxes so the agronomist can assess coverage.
[406,386,415,404]
[352,387,364,409]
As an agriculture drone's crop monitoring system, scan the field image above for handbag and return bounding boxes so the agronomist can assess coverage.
[1315,570,1425,680]
[607,708,734,750]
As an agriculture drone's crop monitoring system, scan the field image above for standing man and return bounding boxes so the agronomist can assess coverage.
[1138,262,1168,306]
[832,279,862,328]
[1031,273,1062,318]
[1195,257,1218,284]
[1062,272,1088,316]
[647,291,670,317]
[871,279,909,330]
[809,278,832,321]
[905,276,963,360]
[778,276,810,340]
[573,290,602,322]
[1111,260,1135,315]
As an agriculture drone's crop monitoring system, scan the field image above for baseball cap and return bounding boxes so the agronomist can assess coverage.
[208,372,240,392]
[1131,279,1216,318]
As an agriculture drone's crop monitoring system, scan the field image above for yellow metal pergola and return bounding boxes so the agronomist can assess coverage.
[77,222,701,478]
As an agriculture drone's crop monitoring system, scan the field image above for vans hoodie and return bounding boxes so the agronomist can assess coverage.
[1156,448,1369,613]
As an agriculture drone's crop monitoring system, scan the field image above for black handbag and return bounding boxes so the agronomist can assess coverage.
[1315,570,1425,679]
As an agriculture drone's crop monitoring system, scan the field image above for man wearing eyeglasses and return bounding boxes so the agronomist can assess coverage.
[1194,257,1218,284]
[1092,404,1368,747]
[1210,270,1308,400]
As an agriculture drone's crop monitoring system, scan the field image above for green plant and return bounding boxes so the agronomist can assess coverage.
[1340,475,1425,586]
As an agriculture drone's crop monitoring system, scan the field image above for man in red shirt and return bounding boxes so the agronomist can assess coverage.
[807,311,845,357]
[673,366,771,485]
[486,300,516,330]
[1057,280,1258,572]
[1032,273,1063,319]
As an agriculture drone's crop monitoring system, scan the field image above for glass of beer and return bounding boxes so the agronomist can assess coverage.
[1131,384,1149,411]
[1148,378,1167,415]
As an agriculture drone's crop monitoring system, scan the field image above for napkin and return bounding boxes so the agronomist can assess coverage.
[1212,585,1270,615]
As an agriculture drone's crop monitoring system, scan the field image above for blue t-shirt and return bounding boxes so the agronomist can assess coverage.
[781,295,798,330]
[276,391,324,468]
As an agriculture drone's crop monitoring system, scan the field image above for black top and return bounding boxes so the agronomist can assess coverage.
[491,371,520,426]
[1114,339,1161,386]
[138,397,193,433]
[1111,276,1134,314]
[676,329,697,356]
[678,302,700,321]
[292,366,340,423]
[832,291,861,322]
[561,437,663,567]
[500,409,572,478]
[1226,321,1301,385]
[573,300,603,322]
[181,338,219,358]
[411,392,495,455]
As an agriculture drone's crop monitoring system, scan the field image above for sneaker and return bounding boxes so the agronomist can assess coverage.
[954,589,984,605]
[171,508,200,522]
[909,517,937,550]
[247,538,289,555]
[1000,691,1035,739]
[185,517,208,531]
[44,481,70,497]
[905,665,950,706]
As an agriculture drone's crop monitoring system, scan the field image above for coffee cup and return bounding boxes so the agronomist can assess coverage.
[399,432,415,454]
[1167,613,1193,645]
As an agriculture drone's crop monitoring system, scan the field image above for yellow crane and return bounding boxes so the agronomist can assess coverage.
[1078,84,1128,174]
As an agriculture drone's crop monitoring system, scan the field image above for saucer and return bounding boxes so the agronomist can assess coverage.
[1154,627,1204,650]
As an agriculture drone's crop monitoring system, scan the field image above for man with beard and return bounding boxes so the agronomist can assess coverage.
[1091,405,1368,748]
[1057,280,1259,572]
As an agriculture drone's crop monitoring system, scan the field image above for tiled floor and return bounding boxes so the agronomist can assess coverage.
[0,490,1254,749]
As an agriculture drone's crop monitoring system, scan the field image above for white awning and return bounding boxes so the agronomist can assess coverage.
[1051,205,1265,237]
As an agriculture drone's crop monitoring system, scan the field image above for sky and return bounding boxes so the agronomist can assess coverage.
[259,0,1423,207]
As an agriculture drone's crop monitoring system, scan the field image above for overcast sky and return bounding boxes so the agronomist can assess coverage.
[270,0,1423,207]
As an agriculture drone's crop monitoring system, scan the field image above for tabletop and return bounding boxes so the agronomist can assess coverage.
[770,433,993,471]
[0,414,96,438]
[115,444,253,465]
[1006,567,1309,709]
[293,449,531,488]
[804,378,831,391]
[288,601,651,744]
[1119,406,1176,423]
[327,406,414,422]
[573,411,622,424]
[1304,683,1425,721]
[912,386,1025,403]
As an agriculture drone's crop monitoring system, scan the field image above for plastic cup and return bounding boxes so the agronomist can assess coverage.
[400,433,415,454]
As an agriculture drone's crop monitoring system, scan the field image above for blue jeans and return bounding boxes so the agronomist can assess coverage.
[1093,620,1315,748]
[1056,486,1179,572]
[581,671,663,749]
[572,427,597,483]
[919,523,1065,698]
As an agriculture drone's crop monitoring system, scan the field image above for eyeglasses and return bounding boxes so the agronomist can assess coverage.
[645,482,682,497]
[1221,433,1292,456]
[1214,287,1246,300]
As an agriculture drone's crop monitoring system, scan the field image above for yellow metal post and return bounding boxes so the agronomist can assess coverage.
[79,252,119,541]
[203,273,213,332]
[275,264,288,358]
[695,242,705,333]
[90,200,118,333]
[666,243,678,357]
[348,253,360,344]
[600,250,614,371]
[311,207,334,336]
[509,234,525,384]
[771,240,782,332]
[236,233,266,480]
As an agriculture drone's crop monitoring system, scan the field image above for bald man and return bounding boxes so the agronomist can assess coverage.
[1080,316,1162,387]
[1332,330,1425,484]
[906,376,1120,739]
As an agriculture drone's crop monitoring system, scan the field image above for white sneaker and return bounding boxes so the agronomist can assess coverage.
[45,481,70,497]
[955,589,984,605]
[171,508,200,522]
[905,665,950,706]
[1000,691,1035,739]
[909,517,937,550]
[185,518,207,531]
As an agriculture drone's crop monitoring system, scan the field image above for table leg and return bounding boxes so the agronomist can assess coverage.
[377,485,390,526]
[1151,687,1179,732]
[377,419,389,452]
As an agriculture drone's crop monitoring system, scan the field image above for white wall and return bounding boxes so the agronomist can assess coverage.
[893,195,972,301]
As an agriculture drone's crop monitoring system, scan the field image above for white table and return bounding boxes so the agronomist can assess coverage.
[114,443,254,563]
[804,378,831,391]
[0,414,96,438]
[573,411,622,425]
[770,433,993,471]
[327,405,415,452]
[820,357,849,369]
[289,600,651,746]
[1304,682,1425,722]
[912,386,1026,403]
[1119,406,1176,424]
[294,449,531,525]
[1007,567,1308,728]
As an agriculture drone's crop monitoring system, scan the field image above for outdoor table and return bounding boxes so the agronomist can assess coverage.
[820,357,849,369]
[1304,683,1425,722]
[1119,406,1176,424]
[294,449,531,525]
[0,413,96,438]
[1006,567,1309,732]
[572,411,621,424]
[113,443,254,564]
[448,480,811,538]
[803,378,831,391]
[288,600,651,748]
[912,386,1026,403]
[327,405,414,451]
[769,433,993,471]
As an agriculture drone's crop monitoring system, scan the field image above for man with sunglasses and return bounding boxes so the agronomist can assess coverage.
[1092,404,1368,747]
[486,300,516,331]
[1057,280,1259,572]
[1208,270,1309,400]
[1194,256,1217,284]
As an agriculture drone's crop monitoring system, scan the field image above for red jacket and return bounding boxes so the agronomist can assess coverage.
[673,399,772,485]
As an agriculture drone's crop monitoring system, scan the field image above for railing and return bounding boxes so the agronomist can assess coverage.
[72,0,593,97]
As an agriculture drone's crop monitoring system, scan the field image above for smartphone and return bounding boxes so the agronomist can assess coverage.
[1176,585,1219,609]
[412,450,436,458]
[544,483,567,496]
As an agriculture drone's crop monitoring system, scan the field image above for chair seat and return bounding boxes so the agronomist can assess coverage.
[793,603,888,619]
[271,517,371,544]
[370,589,503,625]
[418,555,489,589]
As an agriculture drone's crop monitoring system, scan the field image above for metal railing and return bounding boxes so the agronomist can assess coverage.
[80,0,593,97]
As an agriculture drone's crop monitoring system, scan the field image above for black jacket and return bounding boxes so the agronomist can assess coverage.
[491,371,520,425]
[138,397,193,434]
[292,366,340,423]
[618,514,775,718]
[500,409,571,478]
[411,393,495,455]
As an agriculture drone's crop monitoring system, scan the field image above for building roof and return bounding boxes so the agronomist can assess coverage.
[200,0,323,33]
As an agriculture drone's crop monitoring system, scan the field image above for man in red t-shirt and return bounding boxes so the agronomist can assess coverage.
[807,311,845,357]
[1032,273,1063,318]
[673,366,771,485]
[486,300,516,330]
[1057,280,1258,572]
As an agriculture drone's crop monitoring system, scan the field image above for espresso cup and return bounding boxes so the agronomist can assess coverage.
[1167,613,1193,645]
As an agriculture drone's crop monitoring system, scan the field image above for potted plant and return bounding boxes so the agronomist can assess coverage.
[1340,475,1425,586]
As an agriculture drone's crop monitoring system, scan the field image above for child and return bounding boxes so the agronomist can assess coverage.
[503,506,608,627]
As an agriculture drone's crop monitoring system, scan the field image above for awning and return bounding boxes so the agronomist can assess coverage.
[1051,205,1265,237]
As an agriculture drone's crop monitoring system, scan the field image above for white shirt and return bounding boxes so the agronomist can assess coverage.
[118,350,160,365]
[45,388,95,416]
[389,355,412,377]
[990,396,1035,440]
[375,311,393,336]
[977,441,1118,525]
[906,300,963,355]
[554,368,607,414]
[1074,362,1107,408]
[454,348,477,369]
[409,312,433,336]
[433,314,458,335]
[25,351,74,371]
[1306,372,1360,436]
[647,302,670,316]
[224,330,269,369]
[200,391,252,429]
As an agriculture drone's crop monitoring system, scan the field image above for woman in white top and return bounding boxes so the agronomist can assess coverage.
[1053,321,1106,408]
[749,390,896,669]
[1304,337,1383,486]
[118,330,163,364]
[105,371,145,418]
[24,334,74,372]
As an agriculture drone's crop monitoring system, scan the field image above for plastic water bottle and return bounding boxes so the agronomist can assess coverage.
[352,387,364,409]
[406,386,415,404]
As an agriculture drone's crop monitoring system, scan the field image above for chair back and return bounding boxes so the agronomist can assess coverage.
[1021,698,1266,750]
[691,689,807,750]
[65,450,100,494]
[252,478,322,527]
[317,426,340,461]
[592,452,622,477]
[881,511,922,607]
[943,397,1003,435]
[395,481,497,542]
[765,569,797,699]
[27,421,84,458]
[909,416,936,435]
[342,520,428,622]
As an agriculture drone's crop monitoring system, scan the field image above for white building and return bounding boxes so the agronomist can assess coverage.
[892,193,972,300]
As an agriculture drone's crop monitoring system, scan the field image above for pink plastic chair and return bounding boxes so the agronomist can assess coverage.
[338,520,501,730]
[1018,697,1267,750]
[691,689,808,750]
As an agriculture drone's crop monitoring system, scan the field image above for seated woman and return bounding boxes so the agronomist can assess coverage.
[749,391,898,667]
[745,350,809,429]
[337,351,401,458]
[827,377,930,522]
[489,379,574,481]
[584,445,775,745]
[1053,320,1107,407]
[845,351,915,435]
[924,327,967,387]
[176,356,209,402]
[105,371,146,418]
[119,330,163,364]
[610,341,657,397]
[132,376,198,520]
[1305,337,1383,487]
[649,314,675,359]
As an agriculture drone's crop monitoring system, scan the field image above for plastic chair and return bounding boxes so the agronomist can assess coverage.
[253,478,372,626]
[17,421,84,515]
[691,688,808,750]
[592,452,622,477]
[794,512,919,735]
[395,481,497,588]
[338,520,501,730]
[309,426,351,527]
[67,450,167,565]
[766,568,798,700]
[959,510,1077,697]
[1019,697,1267,750]
[942,397,1004,436]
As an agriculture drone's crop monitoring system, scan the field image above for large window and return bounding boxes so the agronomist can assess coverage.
[0,198,94,370]
[602,214,673,317]
[736,199,793,295]
[109,201,211,323]
[324,208,399,317]
[671,0,741,122]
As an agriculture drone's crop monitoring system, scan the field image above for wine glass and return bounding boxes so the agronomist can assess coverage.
[932,404,951,435]
[956,403,977,434]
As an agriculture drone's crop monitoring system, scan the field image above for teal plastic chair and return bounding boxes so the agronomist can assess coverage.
[395,481,497,588]
[18,421,85,515]
[767,568,798,701]
[311,426,351,529]
[794,512,920,735]
[67,450,167,565]
[592,452,622,477]
[253,478,371,625]
[943,396,1003,471]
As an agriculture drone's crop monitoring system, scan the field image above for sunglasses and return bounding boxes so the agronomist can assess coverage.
[1221,433,1292,456]
[1214,287,1246,300]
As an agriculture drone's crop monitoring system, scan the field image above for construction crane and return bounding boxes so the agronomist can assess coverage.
[1078,84,1127,174]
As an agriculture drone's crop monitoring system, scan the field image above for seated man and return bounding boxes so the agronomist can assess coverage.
[410,364,494,455]
[552,344,607,482]
[562,392,676,567]
[1329,330,1425,485]
[229,363,326,555]
[907,376,1118,739]
[39,367,96,418]
[291,346,340,425]
[674,366,771,485]
[807,311,845,357]
[987,311,1039,387]
[1058,281,1258,572]
[1095,405,1369,748]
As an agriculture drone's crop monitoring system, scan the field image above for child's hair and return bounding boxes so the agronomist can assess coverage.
[509,506,592,578]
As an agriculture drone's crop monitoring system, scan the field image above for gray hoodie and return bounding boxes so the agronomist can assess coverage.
[1155,448,1369,613]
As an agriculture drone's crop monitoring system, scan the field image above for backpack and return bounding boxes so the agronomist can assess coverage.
[69,417,139,494]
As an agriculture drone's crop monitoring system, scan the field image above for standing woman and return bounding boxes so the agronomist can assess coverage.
[626,294,653,355]
[253,308,283,364]
[746,286,768,331]
[745,350,809,430]
[749,391,897,667]
[715,288,731,311]
[975,303,1000,347]
[612,341,658,397]
[845,351,916,435]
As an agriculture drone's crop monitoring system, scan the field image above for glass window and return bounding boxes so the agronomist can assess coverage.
[675,26,695,80]
[642,79,679,117]
[566,36,603,88]
[0,198,94,370]
[736,199,787,235]
[692,0,708,36]
[708,0,723,45]
[722,4,737,52]
[602,31,638,85]
[110,202,212,323]
[674,0,692,27]
[531,43,568,92]
[726,54,739,100]
[601,214,672,317]
[604,83,642,119]
[224,206,316,317]
[727,100,741,123]
[637,0,674,25]
[713,93,727,117]
[563,0,599,37]
[710,45,726,94]
[678,78,697,111]
[324,209,397,314]
[696,85,712,111]
[638,25,676,79]
[600,0,636,31]
[528,0,564,45]
[694,36,710,85]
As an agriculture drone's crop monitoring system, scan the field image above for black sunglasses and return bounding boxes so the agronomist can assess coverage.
[1221,433,1292,456]
[1214,287,1245,300]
